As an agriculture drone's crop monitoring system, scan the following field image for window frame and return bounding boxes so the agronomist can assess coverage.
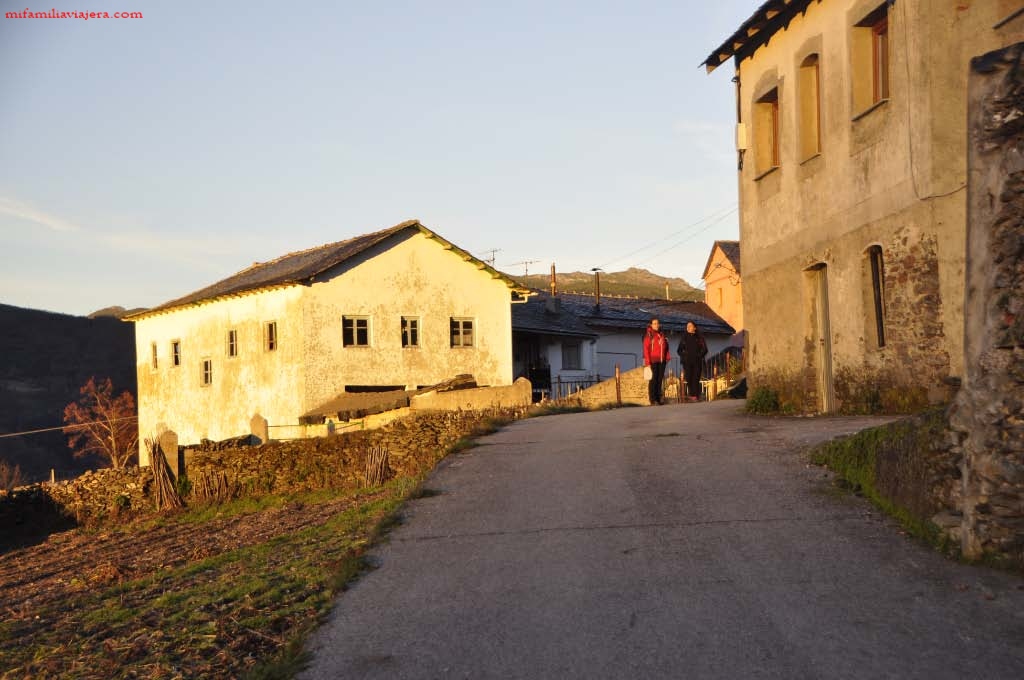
[871,16,889,104]
[151,342,158,369]
[450,317,475,348]
[265,321,278,352]
[561,340,582,370]
[201,358,213,386]
[754,87,781,177]
[342,315,371,347]
[798,54,822,160]
[171,340,181,367]
[227,329,238,357]
[868,246,886,348]
[401,316,420,348]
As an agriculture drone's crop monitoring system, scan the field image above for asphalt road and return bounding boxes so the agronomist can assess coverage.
[300,400,1024,680]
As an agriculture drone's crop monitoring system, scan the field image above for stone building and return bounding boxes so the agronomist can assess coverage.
[127,220,528,461]
[701,240,743,333]
[703,1,1024,412]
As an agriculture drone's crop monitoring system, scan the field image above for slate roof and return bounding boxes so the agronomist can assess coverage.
[527,292,734,336]
[701,0,815,73]
[127,220,528,320]
[701,240,741,280]
[511,292,599,339]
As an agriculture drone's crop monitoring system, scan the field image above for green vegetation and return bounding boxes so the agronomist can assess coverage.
[745,386,781,414]
[807,410,954,554]
[510,267,702,301]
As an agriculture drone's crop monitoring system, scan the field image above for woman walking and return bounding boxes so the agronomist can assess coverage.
[677,321,708,402]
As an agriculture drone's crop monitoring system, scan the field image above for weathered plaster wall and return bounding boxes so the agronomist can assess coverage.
[950,42,1024,564]
[133,286,306,463]
[735,1,1024,410]
[704,247,744,331]
[301,231,514,410]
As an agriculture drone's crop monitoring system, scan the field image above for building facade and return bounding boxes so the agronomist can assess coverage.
[128,221,526,459]
[702,240,743,332]
[703,0,1024,412]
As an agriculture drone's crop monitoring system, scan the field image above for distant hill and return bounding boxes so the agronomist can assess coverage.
[87,305,148,320]
[0,304,136,483]
[508,267,703,301]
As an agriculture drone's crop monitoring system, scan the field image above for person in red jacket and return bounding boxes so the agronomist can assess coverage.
[642,318,671,405]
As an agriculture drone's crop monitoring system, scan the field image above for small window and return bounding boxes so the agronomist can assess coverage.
[562,341,582,370]
[227,329,238,357]
[717,287,724,308]
[201,358,213,386]
[450,318,474,347]
[401,316,419,348]
[151,342,158,369]
[265,322,277,352]
[754,87,780,175]
[798,54,821,159]
[343,316,370,347]
[171,340,181,367]
[868,246,886,348]
[852,4,890,114]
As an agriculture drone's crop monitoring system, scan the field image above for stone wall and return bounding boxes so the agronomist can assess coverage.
[410,378,532,412]
[949,42,1024,565]
[570,367,650,408]
[0,407,527,541]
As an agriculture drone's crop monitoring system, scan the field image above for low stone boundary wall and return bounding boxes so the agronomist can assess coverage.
[410,378,532,411]
[0,407,527,544]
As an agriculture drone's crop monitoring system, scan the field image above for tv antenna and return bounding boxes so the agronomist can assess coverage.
[509,260,540,278]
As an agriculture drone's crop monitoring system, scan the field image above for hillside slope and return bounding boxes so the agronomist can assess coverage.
[509,267,703,301]
[0,304,137,483]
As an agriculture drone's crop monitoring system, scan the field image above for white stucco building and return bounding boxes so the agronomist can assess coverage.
[127,220,528,461]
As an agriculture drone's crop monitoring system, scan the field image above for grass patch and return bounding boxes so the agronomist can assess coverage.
[528,403,590,417]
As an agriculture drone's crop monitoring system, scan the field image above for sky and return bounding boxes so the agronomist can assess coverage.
[0,0,754,317]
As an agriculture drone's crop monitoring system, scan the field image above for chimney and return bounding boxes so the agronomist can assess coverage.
[665,282,670,300]
[550,263,557,296]
[594,270,601,306]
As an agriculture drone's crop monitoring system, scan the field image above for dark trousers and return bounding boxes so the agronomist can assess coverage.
[648,362,666,404]
[683,359,702,400]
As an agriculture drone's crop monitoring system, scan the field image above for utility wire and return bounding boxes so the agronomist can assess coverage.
[0,415,138,439]
[598,203,738,270]
[634,206,739,266]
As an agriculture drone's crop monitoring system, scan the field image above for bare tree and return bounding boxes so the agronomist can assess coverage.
[63,377,138,469]
[0,460,24,492]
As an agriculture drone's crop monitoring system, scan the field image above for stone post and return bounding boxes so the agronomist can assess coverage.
[159,430,180,479]
[251,413,269,445]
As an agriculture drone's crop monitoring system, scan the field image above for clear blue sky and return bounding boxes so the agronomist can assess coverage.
[0,0,753,316]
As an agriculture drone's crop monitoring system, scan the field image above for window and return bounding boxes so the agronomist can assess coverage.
[265,321,277,352]
[171,340,181,367]
[342,316,370,347]
[798,54,821,159]
[754,87,780,175]
[227,329,238,357]
[852,4,890,114]
[401,316,419,348]
[562,341,582,370]
[868,246,886,348]
[717,287,724,308]
[201,358,212,386]
[872,16,889,102]
[450,318,474,347]
[151,342,158,369]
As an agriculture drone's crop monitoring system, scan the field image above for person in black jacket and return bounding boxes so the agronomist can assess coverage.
[677,321,708,402]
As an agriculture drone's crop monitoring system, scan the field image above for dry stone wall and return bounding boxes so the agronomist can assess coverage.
[950,42,1024,565]
[0,408,526,540]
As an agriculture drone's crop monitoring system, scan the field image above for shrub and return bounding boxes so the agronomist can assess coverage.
[746,386,780,414]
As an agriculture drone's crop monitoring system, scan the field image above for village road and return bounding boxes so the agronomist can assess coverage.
[300,400,1024,680]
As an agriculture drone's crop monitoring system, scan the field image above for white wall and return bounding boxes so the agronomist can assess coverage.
[301,231,515,411]
[133,286,306,462]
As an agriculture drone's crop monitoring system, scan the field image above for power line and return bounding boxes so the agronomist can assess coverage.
[0,415,138,439]
[599,203,738,270]
[634,206,739,266]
